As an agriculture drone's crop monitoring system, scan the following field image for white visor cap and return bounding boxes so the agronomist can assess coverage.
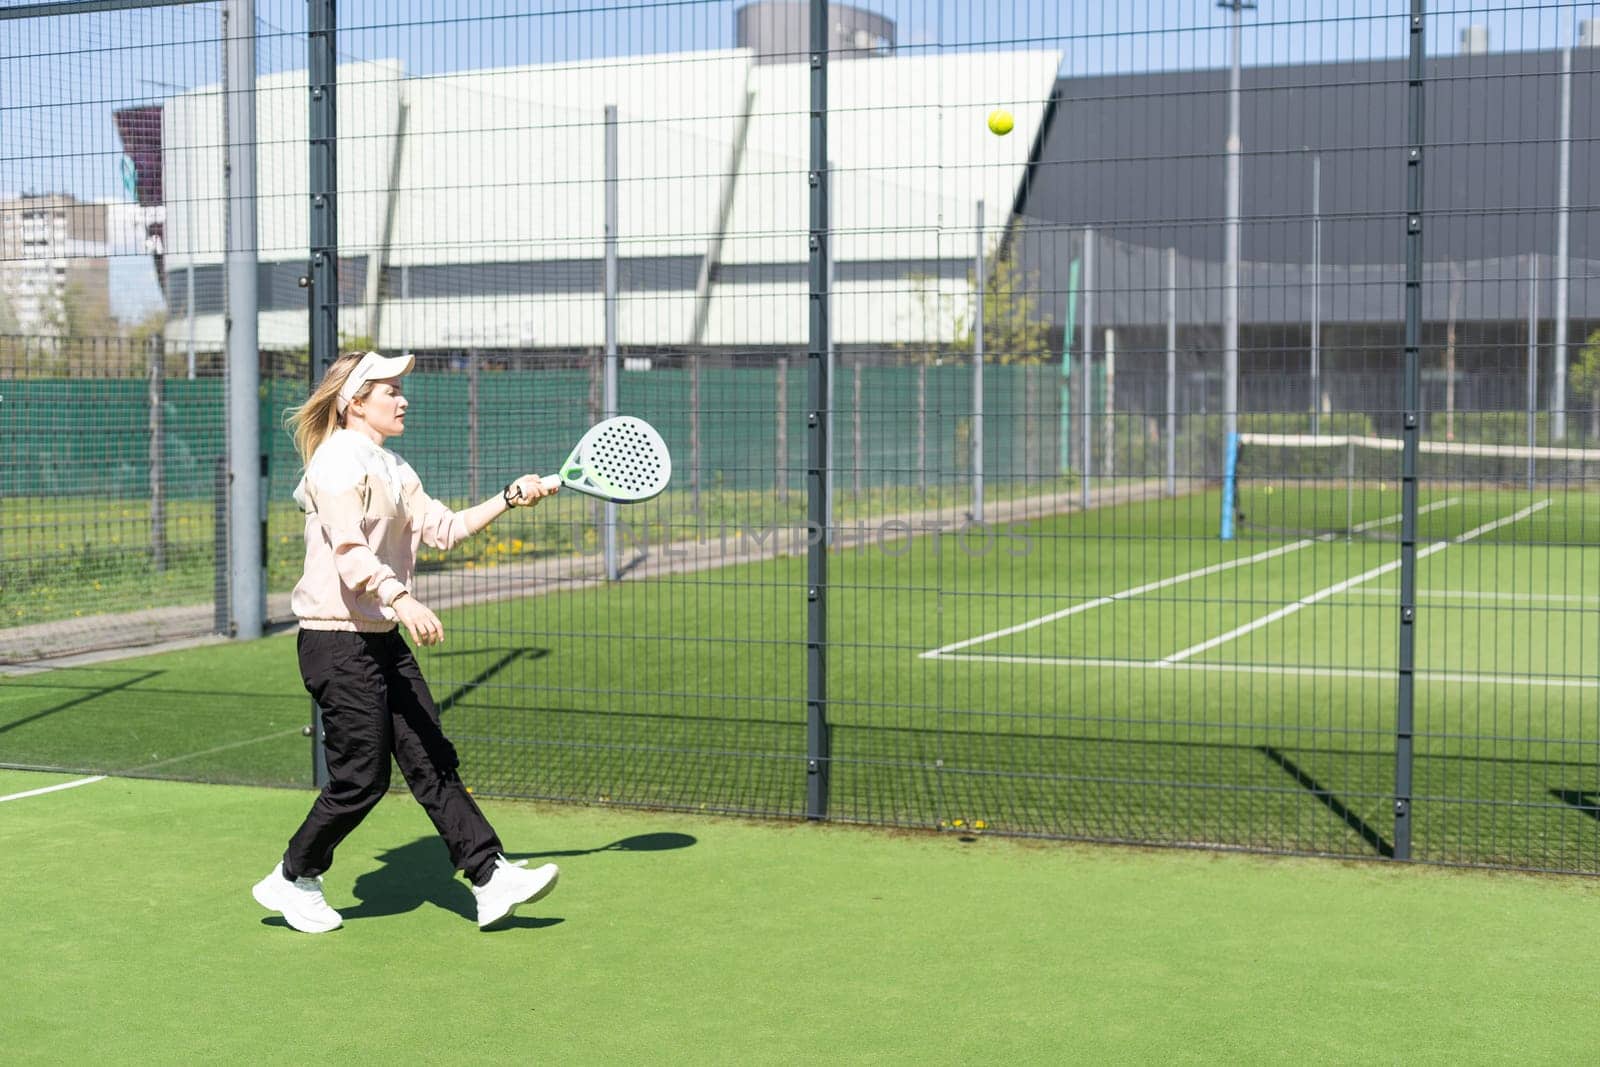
[337,351,415,412]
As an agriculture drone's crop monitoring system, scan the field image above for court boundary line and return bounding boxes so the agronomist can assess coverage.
[1162,499,1551,664]
[0,775,106,803]
[917,537,1320,660]
[918,499,1446,663]
[127,729,307,773]
[919,497,1569,683]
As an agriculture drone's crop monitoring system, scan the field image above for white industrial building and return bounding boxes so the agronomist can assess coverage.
[154,46,1062,355]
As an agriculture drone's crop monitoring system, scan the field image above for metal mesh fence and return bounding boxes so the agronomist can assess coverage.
[3,0,1600,874]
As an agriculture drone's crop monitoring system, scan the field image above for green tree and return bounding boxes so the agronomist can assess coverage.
[54,275,120,338]
[1571,328,1600,441]
[902,255,1054,366]
[43,275,129,375]
[0,290,21,374]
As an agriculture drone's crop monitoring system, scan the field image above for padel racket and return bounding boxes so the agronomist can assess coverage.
[539,415,672,503]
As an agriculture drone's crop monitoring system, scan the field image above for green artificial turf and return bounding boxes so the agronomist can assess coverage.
[2,772,1599,1063]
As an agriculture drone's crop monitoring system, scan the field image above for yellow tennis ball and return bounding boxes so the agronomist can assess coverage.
[987,109,1014,136]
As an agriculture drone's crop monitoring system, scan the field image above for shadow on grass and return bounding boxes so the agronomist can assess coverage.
[1550,789,1600,820]
[1258,745,1394,857]
[0,669,162,736]
[511,831,698,860]
[432,647,548,715]
[340,836,569,931]
[342,837,480,922]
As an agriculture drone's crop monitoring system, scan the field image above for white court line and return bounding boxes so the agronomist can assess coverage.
[0,775,106,803]
[1352,496,1457,532]
[925,654,1598,689]
[129,727,306,773]
[1163,499,1553,664]
[920,499,1435,662]
[918,536,1320,659]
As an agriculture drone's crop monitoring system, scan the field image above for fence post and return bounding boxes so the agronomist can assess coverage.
[604,104,620,581]
[690,349,701,514]
[1080,227,1094,510]
[148,336,166,572]
[1393,0,1428,862]
[1554,44,1572,441]
[852,362,862,498]
[223,0,262,641]
[468,347,480,501]
[1103,328,1115,481]
[213,456,229,636]
[1527,255,1539,491]
[1310,153,1321,436]
[972,199,984,522]
[805,0,831,820]
[1166,247,1177,496]
[824,157,837,544]
[306,0,339,792]
[917,363,927,493]
[776,355,788,503]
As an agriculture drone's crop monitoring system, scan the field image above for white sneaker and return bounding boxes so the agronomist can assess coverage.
[252,862,343,934]
[472,855,559,930]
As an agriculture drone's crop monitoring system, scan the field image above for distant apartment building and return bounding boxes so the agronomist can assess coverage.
[0,193,111,337]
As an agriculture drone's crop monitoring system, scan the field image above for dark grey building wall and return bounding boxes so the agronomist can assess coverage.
[1018,48,1600,270]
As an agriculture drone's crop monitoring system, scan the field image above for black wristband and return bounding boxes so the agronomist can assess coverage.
[503,481,523,508]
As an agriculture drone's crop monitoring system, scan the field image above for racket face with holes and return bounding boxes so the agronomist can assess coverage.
[552,416,672,503]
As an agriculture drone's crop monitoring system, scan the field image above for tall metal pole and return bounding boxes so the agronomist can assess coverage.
[467,348,479,498]
[185,146,196,380]
[1310,152,1321,434]
[306,0,338,789]
[824,158,835,544]
[307,0,338,382]
[148,336,167,569]
[1394,0,1427,863]
[223,0,261,641]
[1220,1,1252,447]
[972,200,985,523]
[1553,45,1572,441]
[1080,227,1094,511]
[805,0,831,820]
[1528,255,1539,490]
[1166,247,1177,496]
[604,104,620,581]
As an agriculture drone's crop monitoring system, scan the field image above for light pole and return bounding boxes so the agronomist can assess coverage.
[1219,1,1253,445]
[142,78,196,380]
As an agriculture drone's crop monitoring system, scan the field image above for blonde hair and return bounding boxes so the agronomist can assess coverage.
[284,351,375,463]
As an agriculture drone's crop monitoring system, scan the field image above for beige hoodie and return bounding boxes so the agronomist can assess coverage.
[290,429,471,631]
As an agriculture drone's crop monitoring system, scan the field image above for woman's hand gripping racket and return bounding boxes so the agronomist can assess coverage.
[536,416,672,503]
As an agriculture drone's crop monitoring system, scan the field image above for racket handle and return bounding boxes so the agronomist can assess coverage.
[540,474,562,492]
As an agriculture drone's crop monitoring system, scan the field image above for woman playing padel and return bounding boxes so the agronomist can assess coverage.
[252,349,558,933]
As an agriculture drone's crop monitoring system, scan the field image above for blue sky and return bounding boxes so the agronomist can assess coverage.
[0,0,1594,319]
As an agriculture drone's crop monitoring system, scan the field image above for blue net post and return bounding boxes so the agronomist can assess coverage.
[1219,431,1240,541]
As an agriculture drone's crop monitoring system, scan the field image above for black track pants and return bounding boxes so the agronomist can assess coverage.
[283,628,502,886]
